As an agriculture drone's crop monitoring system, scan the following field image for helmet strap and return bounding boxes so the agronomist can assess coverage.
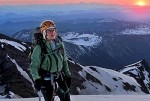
[42,30,47,40]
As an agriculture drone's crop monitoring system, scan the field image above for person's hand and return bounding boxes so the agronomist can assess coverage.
[65,72,71,79]
[34,79,42,91]
[63,72,71,88]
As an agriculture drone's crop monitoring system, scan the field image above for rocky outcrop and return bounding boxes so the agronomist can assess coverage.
[120,60,150,93]
[0,34,36,97]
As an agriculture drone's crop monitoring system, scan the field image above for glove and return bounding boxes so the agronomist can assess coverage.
[63,72,71,88]
[56,87,65,99]
[34,79,42,91]
[65,72,71,79]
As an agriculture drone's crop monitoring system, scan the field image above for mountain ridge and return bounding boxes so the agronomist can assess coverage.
[11,19,150,69]
[0,33,150,99]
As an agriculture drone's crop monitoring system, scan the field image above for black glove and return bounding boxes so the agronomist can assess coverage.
[63,72,71,88]
[34,79,42,91]
[64,72,71,79]
[56,87,65,99]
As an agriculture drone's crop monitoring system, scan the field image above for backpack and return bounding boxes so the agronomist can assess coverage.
[28,27,47,67]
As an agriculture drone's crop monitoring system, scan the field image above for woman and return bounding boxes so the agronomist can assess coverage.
[29,20,71,101]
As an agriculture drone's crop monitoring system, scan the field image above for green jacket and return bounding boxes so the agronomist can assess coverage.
[29,38,71,81]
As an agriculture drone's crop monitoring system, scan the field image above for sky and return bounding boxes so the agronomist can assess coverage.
[0,0,150,5]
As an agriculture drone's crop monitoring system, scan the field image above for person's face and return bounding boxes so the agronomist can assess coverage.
[46,28,57,40]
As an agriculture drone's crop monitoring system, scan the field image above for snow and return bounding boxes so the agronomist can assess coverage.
[119,60,150,92]
[8,56,34,88]
[121,25,150,35]
[96,19,116,23]
[120,66,138,74]
[14,32,22,39]
[0,95,150,101]
[120,60,143,74]
[0,39,26,51]
[78,66,143,94]
[0,90,20,99]
[1,44,4,48]
[124,60,143,67]
[143,71,150,84]
[61,32,102,47]
[22,33,30,38]
[0,85,5,94]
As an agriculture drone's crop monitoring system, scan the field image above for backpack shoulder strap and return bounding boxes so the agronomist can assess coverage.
[38,40,47,68]
[57,35,63,42]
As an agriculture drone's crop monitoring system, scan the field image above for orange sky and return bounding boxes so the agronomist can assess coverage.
[0,0,149,5]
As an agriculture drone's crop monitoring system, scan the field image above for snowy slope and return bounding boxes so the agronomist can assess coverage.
[0,39,27,51]
[120,60,150,93]
[13,29,36,42]
[96,19,116,23]
[0,34,35,98]
[60,32,102,47]
[78,65,145,95]
[1,95,150,101]
[120,25,150,35]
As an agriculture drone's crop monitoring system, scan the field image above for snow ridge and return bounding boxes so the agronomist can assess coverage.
[61,32,102,47]
[0,39,26,51]
[121,25,150,35]
[78,65,144,95]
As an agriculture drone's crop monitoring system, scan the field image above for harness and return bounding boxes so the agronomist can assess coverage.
[43,71,64,85]
[39,36,63,74]
[38,42,64,84]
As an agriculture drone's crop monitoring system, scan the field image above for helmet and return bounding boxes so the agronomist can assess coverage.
[40,20,56,34]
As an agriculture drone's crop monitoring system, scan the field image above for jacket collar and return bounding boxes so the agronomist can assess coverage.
[44,38,62,54]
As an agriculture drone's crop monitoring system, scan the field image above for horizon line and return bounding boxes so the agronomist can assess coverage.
[1,2,150,6]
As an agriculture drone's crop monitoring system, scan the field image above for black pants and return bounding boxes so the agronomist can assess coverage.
[40,74,71,101]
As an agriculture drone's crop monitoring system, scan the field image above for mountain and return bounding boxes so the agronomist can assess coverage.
[12,18,141,37]
[120,25,150,35]
[70,34,150,69]
[1,3,150,35]
[0,16,142,36]
[0,33,150,99]
[0,21,39,36]
[0,34,34,97]
[120,60,150,93]
[60,23,150,69]
[12,19,150,69]
[62,32,102,47]
[75,59,150,94]
[12,28,36,42]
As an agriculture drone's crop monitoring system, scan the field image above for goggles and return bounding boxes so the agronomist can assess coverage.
[46,27,56,32]
[47,26,56,30]
[45,28,56,36]
[42,26,56,39]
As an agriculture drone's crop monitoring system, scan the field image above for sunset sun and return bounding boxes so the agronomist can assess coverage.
[136,1,146,6]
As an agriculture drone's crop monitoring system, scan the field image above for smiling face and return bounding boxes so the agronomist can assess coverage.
[46,29,57,41]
